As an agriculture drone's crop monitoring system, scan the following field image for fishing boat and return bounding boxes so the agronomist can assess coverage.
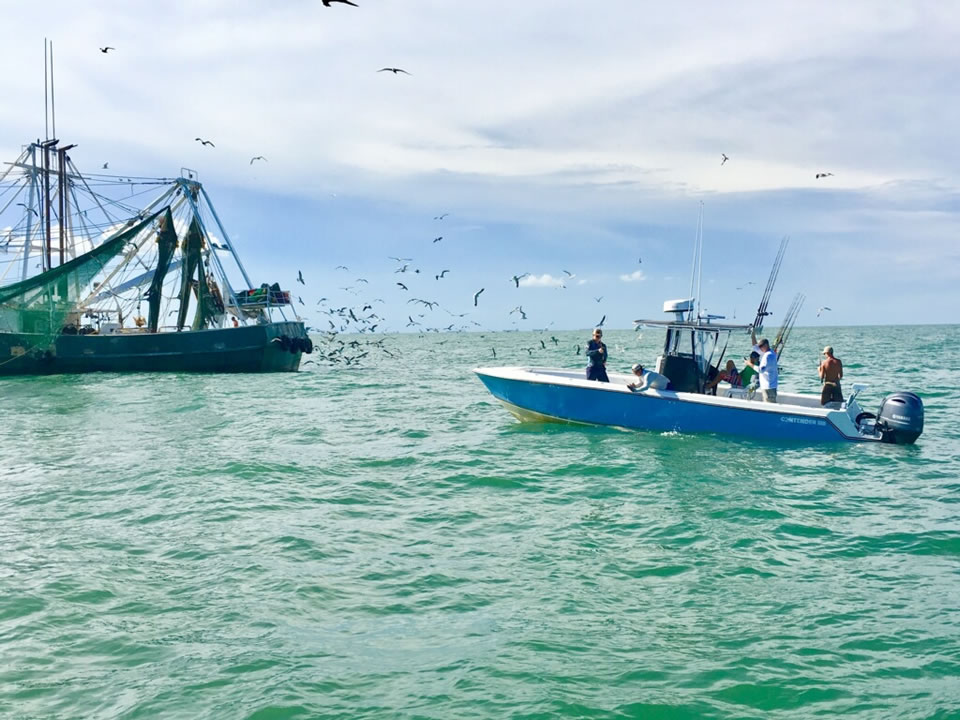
[0,141,310,374]
[475,215,924,445]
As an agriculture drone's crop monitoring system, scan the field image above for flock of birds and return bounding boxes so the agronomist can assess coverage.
[90,8,837,368]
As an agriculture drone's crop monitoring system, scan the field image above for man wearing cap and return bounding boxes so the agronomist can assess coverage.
[750,328,779,402]
[627,363,671,392]
[819,346,843,406]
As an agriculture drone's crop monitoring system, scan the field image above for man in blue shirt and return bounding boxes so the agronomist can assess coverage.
[585,328,609,382]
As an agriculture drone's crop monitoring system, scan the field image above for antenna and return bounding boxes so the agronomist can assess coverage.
[687,201,703,322]
[44,39,49,141]
[696,202,704,321]
[50,41,56,140]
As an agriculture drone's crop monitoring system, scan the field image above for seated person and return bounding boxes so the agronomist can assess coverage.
[740,351,760,389]
[704,359,742,393]
[627,363,671,392]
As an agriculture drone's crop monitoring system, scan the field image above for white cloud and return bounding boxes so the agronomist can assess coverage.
[619,270,647,283]
[519,273,565,288]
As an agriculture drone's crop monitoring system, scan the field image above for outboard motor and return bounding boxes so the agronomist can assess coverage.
[876,392,924,444]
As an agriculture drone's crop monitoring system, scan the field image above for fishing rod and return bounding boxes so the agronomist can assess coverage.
[752,236,789,332]
[773,292,805,359]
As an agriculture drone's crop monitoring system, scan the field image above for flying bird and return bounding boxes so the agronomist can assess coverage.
[736,281,756,290]
[510,306,527,320]
[378,68,411,75]
[815,172,834,179]
[435,269,450,280]
[473,288,484,306]
[296,270,305,285]
[562,269,574,277]
[102,162,109,170]
[594,296,603,303]
[511,273,529,288]
[597,315,606,327]
[433,236,443,243]
[335,265,349,270]
[396,282,408,290]
[99,47,115,54]
[540,339,546,350]
[250,156,267,165]
[322,0,358,6]
[389,256,413,263]
[721,153,729,166]
[297,296,305,306]
[817,306,832,317]
[576,345,581,355]
[16,203,38,216]
[434,213,449,220]
[491,348,496,358]
[195,138,215,147]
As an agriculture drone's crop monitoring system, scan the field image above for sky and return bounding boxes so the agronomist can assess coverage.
[1,0,958,331]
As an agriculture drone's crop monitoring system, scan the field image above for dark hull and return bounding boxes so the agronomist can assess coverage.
[0,321,306,375]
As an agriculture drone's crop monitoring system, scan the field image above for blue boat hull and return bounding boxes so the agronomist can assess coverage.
[476,369,853,443]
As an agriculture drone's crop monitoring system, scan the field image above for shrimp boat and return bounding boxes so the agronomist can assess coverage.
[475,218,924,445]
[0,138,311,375]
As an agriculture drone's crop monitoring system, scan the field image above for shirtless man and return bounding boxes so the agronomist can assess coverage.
[819,345,844,405]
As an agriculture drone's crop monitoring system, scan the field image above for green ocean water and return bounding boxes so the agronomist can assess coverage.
[1,324,958,719]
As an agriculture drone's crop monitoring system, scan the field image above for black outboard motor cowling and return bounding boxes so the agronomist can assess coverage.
[876,392,924,444]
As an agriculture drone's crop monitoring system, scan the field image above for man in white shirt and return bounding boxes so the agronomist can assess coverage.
[750,329,779,403]
[628,363,671,392]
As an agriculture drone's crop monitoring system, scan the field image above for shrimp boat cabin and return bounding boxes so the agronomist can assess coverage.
[475,299,924,445]
[0,138,311,374]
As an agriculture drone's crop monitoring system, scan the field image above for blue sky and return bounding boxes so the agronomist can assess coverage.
[1,0,958,330]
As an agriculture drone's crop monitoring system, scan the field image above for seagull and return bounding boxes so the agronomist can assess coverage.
[597,315,606,327]
[511,273,529,288]
[473,288,484,306]
[562,269,574,277]
[16,203,38,216]
[297,270,305,285]
[396,282,408,290]
[335,265,349,270]
[638,257,642,264]
[250,156,267,165]
[195,138,215,147]
[594,296,603,303]
[102,162,109,169]
[576,344,581,355]
[721,153,729,166]
[434,213,449,220]
[540,339,546,350]
[298,296,305,306]
[736,281,756,290]
[491,347,496,358]
[815,172,834,179]
[322,0,358,5]
[510,306,527,320]
[435,270,450,280]
[433,236,443,243]
[817,306,832,317]
[378,68,411,75]
[99,47,115,54]
[356,278,369,284]
[389,256,413,263]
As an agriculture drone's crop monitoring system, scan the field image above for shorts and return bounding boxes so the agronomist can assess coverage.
[762,388,777,403]
[586,365,609,383]
[821,381,843,406]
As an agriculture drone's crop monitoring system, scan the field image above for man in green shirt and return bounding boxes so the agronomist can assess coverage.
[740,351,761,388]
